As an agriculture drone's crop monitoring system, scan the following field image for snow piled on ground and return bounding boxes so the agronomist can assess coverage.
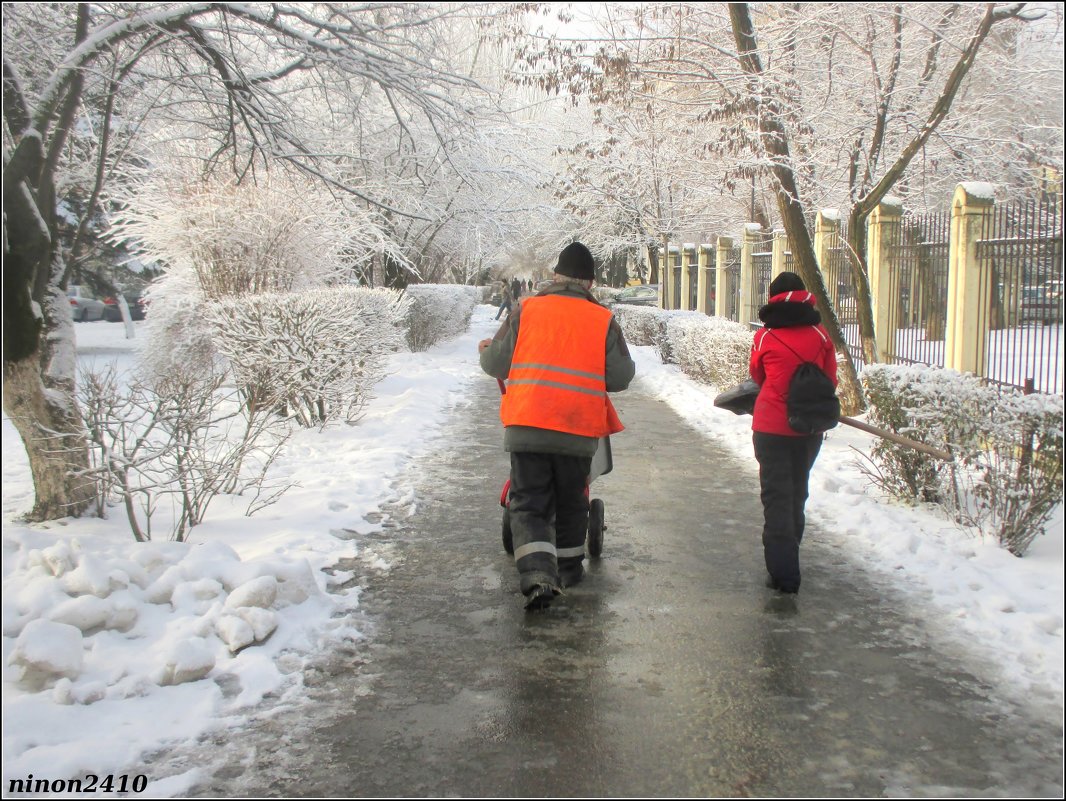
[2,308,1061,796]
[2,309,495,794]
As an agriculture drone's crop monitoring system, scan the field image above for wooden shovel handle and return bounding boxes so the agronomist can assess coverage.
[840,416,953,462]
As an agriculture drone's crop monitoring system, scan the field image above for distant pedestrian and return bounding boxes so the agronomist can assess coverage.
[749,271,837,595]
[495,283,513,320]
[511,277,523,301]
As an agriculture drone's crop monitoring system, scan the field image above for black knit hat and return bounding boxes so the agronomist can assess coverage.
[555,242,596,281]
[768,271,805,297]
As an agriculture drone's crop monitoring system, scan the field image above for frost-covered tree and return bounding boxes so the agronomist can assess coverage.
[3,2,517,520]
[110,158,404,298]
[516,2,1056,412]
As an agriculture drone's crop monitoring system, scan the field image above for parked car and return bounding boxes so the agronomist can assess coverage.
[1020,285,1062,325]
[611,284,660,307]
[103,291,147,322]
[67,285,106,322]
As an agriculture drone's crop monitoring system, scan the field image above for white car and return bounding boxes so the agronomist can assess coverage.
[67,285,106,321]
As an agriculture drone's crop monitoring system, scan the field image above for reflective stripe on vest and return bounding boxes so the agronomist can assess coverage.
[501,295,624,437]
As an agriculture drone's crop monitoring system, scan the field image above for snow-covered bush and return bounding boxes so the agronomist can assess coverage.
[860,365,984,504]
[207,287,410,427]
[860,364,1063,555]
[612,304,665,348]
[110,164,403,299]
[403,284,481,351]
[613,305,751,389]
[136,269,219,383]
[666,314,752,390]
[961,390,1063,556]
[79,363,290,542]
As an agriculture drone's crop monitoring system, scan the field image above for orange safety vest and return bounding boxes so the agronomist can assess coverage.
[501,295,624,437]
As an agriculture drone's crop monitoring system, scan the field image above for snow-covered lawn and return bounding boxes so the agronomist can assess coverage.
[3,306,1062,796]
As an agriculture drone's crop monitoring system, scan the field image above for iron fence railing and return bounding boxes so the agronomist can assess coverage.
[976,196,1062,394]
[818,222,864,370]
[725,246,741,322]
[885,211,951,373]
[700,246,716,314]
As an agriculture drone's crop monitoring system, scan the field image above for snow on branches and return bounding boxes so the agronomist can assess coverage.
[402,284,482,352]
[109,165,402,299]
[861,364,1063,555]
[207,288,410,429]
[612,305,751,390]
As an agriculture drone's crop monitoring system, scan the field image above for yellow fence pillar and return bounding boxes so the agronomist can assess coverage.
[814,209,840,307]
[696,244,710,314]
[716,236,733,320]
[946,183,995,377]
[680,244,693,311]
[771,229,788,279]
[867,198,903,362]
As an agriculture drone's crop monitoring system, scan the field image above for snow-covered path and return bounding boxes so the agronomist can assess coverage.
[2,306,1062,796]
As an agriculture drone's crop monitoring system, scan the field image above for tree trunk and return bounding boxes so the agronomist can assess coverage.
[4,75,95,521]
[845,208,880,365]
[729,2,864,414]
[3,338,95,521]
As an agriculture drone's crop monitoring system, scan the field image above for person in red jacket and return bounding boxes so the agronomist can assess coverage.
[749,271,838,594]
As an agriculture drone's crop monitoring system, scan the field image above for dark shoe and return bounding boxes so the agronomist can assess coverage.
[765,575,799,594]
[559,562,585,588]
[524,583,560,611]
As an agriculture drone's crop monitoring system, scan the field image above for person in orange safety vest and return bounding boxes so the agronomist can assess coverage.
[479,242,635,610]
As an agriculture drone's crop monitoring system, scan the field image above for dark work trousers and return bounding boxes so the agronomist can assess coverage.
[752,431,823,592]
[509,451,592,594]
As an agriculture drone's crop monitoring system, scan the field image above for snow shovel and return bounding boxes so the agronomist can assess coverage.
[713,380,953,462]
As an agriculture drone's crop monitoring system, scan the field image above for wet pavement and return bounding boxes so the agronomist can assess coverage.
[181,378,1063,797]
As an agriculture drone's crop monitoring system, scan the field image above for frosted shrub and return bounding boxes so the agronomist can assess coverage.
[666,314,752,389]
[208,287,409,428]
[613,305,751,389]
[111,166,401,299]
[403,284,481,351]
[860,365,986,503]
[962,391,1063,556]
[138,271,219,383]
[79,363,290,542]
[860,364,1063,555]
[612,305,665,348]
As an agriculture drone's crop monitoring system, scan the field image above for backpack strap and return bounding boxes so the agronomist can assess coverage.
[767,328,816,364]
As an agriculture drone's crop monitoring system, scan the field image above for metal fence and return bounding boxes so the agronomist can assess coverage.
[724,245,741,322]
[660,192,1061,396]
[700,245,716,314]
[885,211,951,372]
[818,221,865,370]
[976,196,1062,394]
[748,234,773,326]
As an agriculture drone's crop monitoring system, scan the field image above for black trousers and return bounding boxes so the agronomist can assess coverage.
[752,431,822,591]
[509,451,591,593]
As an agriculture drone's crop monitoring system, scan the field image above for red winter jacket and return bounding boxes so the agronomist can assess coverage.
[749,290,838,437]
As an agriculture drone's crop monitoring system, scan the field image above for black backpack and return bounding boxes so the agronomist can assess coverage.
[769,330,840,435]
